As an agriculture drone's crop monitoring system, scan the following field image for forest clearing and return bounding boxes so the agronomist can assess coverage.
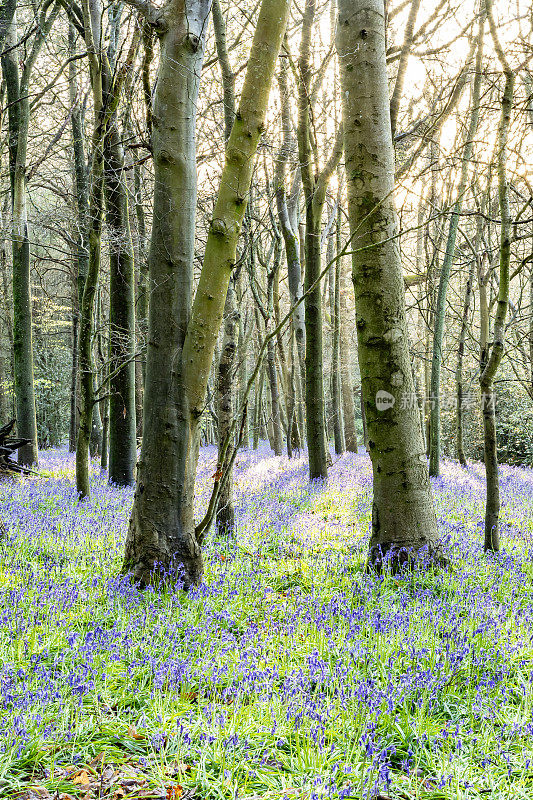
[2,446,533,800]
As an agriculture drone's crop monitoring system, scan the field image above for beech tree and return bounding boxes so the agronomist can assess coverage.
[74,0,136,498]
[337,0,440,565]
[1,1,60,466]
[297,0,343,480]
[479,0,514,551]
[124,0,291,586]
[104,3,138,487]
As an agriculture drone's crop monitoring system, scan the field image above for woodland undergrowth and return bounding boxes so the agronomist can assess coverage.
[2,445,533,800]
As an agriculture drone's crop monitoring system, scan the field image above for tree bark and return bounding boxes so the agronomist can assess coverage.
[124,0,210,585]
[76,0,123,498]
[104,115,137,485]
[337,0,440,566]
[0,203,14,423]
[266,332,283,456]
[455,236,478,467]
[297,0,342,479]
[275,55,305,395]
[330,218,345,453]
[213,0,238,534]
[133,159,148,436]
[69,304,79,453]
[1,9,59,465]
[339,231,358,453]
[253,363,265,449]
[68,23,89,454]
[480,0,514,552]
[0,0,16,54]
[0,201,13,426]
[124,0,290,586]
[237,286,249,448]
[216,283,238,534]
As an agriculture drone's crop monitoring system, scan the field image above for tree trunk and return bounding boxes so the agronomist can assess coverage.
[76,146,104,496]
[330,221,345,454]
[455,253,475,466]
[100,396,109,470]
[253,364,265,449]
[237,296,249,448]
[124,0,290,586]
[0,204,13,426]
[69,307,79,453]
[90,374,103,456]
[213,0,238,533]
[337,0,440,566]
[0,208,14,423]
[1,13,41,466]
[480,1,514,552]
[297,0,342,479]
[124,0,210,585]
[104,116,137,485]
[339,238,358,453]
[68,22,89,454]
[0,0,16,54]
[266,334,283,456]
[428,22,482,476]
[216,283,238,534]
[76,0,109,498]
[275,55,306,396]
[133,160,148,436]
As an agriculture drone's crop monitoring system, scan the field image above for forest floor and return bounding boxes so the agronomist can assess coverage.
[2,445,533,800]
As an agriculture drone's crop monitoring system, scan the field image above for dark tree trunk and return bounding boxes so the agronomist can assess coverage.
[455,257,475,467]
[133,159,148,437]
[216,282,238,535]
[104,119,137,485]
[2,14,39,466]
[297,0,342,479]
[480,1,513,552]
[69,310,79,452]
[330,224,345,454]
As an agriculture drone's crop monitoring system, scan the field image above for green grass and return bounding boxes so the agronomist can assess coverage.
[1,448,533,799]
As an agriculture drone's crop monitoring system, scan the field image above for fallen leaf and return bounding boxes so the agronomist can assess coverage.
[128,725,146,740]
[166,786,183,800]
[72,770,90,786]
[102,766,117,781]
[13,790,51,800]
[89,752,105,768]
